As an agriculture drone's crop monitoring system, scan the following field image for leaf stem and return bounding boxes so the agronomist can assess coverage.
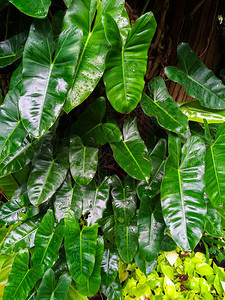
[141,0,150,15]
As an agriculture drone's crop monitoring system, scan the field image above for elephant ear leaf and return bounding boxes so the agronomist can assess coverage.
[103,12,156,113]
[161,134,206,251]
[19,19,82,138]
[164,43,225,110]
[101,241,119,286]
[9,0,51,18]
[3,250,43,300]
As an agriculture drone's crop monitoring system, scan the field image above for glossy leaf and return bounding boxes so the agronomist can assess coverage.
[180,101,225,123]
[0,33,27,68]
[138,201,165,262]
[164,43,225,109]
[76,236,104,296]
[111,175,136,225]
[27,141,69,206]
[160,235,177,252]
[205,196,222,238]
[1,216,41,254]
[9,0,51,18]
[63,0,130,112]
[66,281,88,300]
[115,216,138,263]
[3,250,43,300]
[103,12,156,113]
[70,135,98,186]
[141,77,188,134]
[64,209,98,284]
[110,117,152,182]
[135,248,157,275]
[101,241,119,286]
[101,276,122,300]
[32,210,64,271]
[36,269,71,300]
[99,202,115,243]
[19,19,82,138]
[0,253,15,299]
[161,134,206,251]
[205,122,225,206]
[71,177,110,225]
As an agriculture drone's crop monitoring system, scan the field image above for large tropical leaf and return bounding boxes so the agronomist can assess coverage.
[101,241,119,286]
[27,141,69,206]
[99,201,115,243]
[9,0,51,18]
[205,122,225,206]
[164,43,225,109]
[66,281,88,300]
[111,175,136,225]
[161,134,206,251]
[3,250,43,300]
[0,253,15,298]
[0,33,27,68]
[64,209,98,284]
[1,216,41,254]
[32,210,64,271]
[138,200,165,262]
[36,269,71,300]
[69,135,98,186]
[103,12,156,113]
[76,236,104,296]
[135,248,157,276]
[205,196,222,238]
[63,0,130,113]
[19,19,82,138]
[110,117,152,182]
[101,276,122,300]
[141,77,188,134]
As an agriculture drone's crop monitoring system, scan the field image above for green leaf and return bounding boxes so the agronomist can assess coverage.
[103,12,156,113]
[115,216,138,263]
[111,175,136,225]
[164,43,225,109]
[69,135,98,186]
[138,201,165,262]
[161,134,206,251]
[141,77,188,134]
[3,250,43,300]
[71,177,110,225]
[9,0,51,18]
[64,209,98,284]
[32,210,64,271]
[27,141,69,206]
[205,122,225,206]
[1,216,41,254]
[205,196,222,237]
[0,253,15,299]
[102,276,122,300]
[76,236,104,296]
[66,281,88,300]
[63,0,130,112]
[0,33,27,68]
[19,19,82,138]
[135,248,157,275]
[36,269,71,300]
[101,241,119,286]
[99,202,115,243]
[180,100,225,123]
[160,235,177,252]
[110,117,152,182]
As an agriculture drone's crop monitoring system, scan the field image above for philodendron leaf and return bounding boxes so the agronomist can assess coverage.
[36,269,71,300]
[141,77,188,134]
[71,177,110,225]
[0,33,27,68]
[138,200,165,262]
[111,175,136,225]
[3,250,43,300]
[19,19,82,138]
[103,12,156,113]
[115,216,138,263]
[76,236,104,297]
[102,276,122,300]
[99,201,115,243]
[161,134,206,251]
[63,0,130,112]
[135,248,157,276]
[165,43,225,109]
[69,135,98,186]
[110,117,152,182]
[1,216,41,254]
[9,0,51,18]
[32,210,64,271]
[205,196,222,238]
[67,281,88,300]
[64,209,98,284]
[101,240,119,286]
[0,253,15,299]
[27,141,69,206]
[205,122,225,206]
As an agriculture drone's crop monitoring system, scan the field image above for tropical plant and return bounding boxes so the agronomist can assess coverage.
[0,0,225,299]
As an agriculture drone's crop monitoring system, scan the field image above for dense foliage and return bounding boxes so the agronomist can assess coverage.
[0,0,225,299]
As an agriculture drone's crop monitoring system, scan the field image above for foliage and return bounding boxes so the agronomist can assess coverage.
[0,0,225,299]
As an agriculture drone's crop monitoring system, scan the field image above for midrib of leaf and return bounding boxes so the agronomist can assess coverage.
[126,226,129,262]
[80,230,83,275]
[121,49,128,106]
[12,268,29,298]
[122,187,126,222]
[149,159,165,186]
[82,146,86,179]
[81,123,102,141]
[39,231,54,265]
[0,54,17,60]
[208,146,221,201]
[206,215,221,235]
[36,160,54,205]
[106,249,110,283]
